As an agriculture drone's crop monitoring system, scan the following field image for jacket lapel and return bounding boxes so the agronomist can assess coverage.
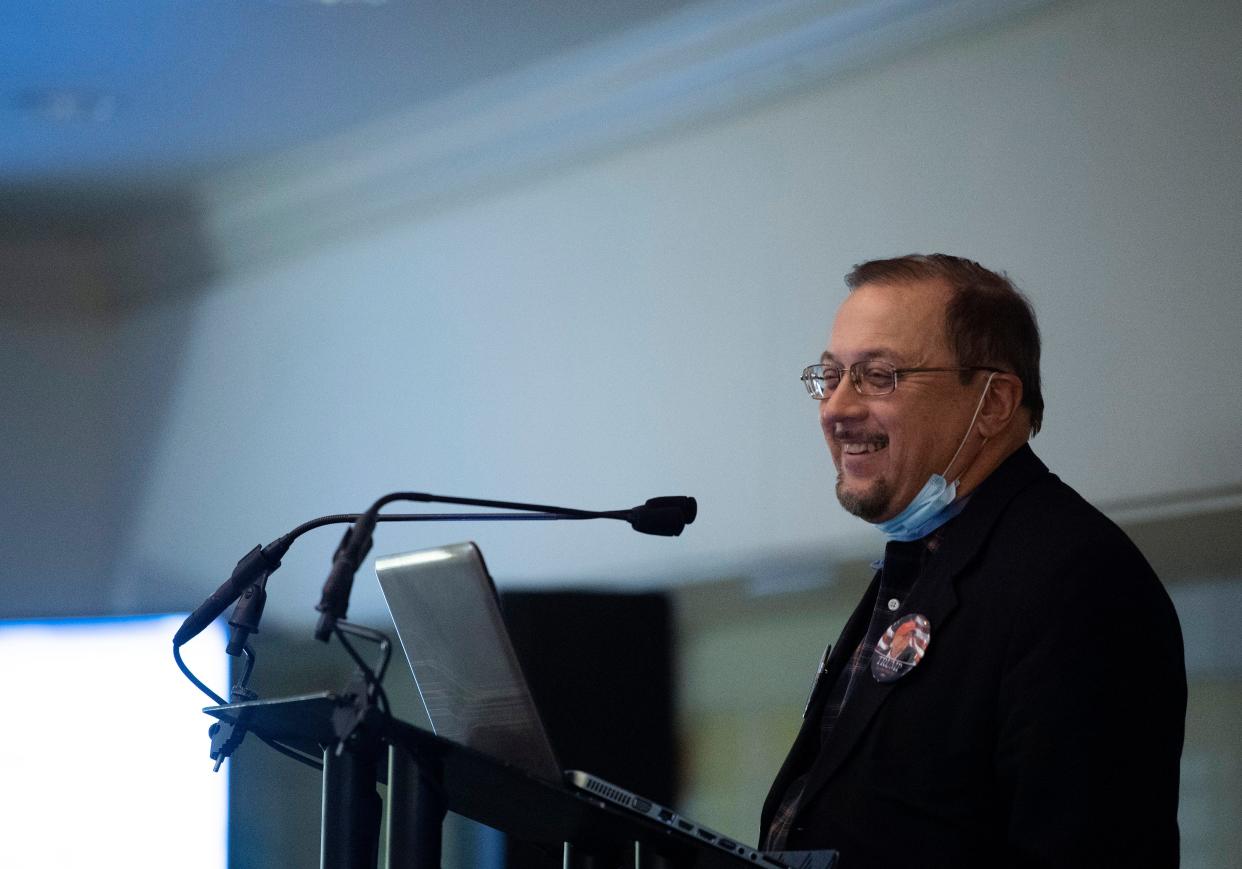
[790,445,1050,815]
[760,568,881,831]
[792,556,961,809]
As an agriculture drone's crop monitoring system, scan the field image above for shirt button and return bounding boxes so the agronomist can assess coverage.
[887,598,900,611]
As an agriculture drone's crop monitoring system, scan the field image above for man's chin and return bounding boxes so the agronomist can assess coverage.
[836,475,892,522]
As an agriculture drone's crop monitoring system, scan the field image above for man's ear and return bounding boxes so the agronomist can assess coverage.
[976,373,1024,438]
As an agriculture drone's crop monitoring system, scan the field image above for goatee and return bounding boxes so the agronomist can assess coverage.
[836,473,893,522]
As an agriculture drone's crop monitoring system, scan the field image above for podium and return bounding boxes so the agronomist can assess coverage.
[205,693,761,869]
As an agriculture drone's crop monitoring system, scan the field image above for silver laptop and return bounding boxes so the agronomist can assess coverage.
[375,542,802,869]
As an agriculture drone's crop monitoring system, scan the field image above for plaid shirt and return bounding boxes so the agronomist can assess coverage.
[764,532,945,850]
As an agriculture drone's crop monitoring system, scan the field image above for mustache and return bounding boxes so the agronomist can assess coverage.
[831,426,888,447]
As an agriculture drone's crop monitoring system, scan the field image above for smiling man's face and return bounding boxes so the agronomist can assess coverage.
[819,279,985,523]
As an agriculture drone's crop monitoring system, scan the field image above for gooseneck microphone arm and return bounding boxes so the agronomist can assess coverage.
[311,491,697,641]
[173,493,696,649]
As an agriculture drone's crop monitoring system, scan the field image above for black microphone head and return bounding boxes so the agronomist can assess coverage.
[641,496,697,525]
[628,506,686,536]
[628,496,696,537]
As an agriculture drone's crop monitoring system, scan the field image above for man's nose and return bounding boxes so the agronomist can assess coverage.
[819,382,867,432]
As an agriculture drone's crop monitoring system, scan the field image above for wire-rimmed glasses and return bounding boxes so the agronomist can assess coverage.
[800,361,1002,399]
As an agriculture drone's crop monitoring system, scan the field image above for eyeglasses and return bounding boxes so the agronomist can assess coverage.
[800,362,1002,399]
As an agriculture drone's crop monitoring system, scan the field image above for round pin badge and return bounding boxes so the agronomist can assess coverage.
[871,613,931,683]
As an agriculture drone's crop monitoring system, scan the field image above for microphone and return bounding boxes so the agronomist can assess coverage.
[627,496,698,536]
[173,539,290,647]
[313,517,375,642]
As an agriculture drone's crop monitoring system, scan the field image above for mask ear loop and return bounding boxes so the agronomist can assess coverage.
[941,371,997,484]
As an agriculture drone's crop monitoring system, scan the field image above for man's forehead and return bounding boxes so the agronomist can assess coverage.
[820,347,905,365]
[825,279,950,362]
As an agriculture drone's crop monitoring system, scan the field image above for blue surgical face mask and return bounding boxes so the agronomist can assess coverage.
[875,373,996,542]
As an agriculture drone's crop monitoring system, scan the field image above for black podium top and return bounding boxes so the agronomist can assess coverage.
[205,693,762,869]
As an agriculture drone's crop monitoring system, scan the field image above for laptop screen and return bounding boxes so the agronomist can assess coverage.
[375,542,563,784]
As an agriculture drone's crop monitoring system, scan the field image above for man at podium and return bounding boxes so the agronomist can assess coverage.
[763,254,1186,867]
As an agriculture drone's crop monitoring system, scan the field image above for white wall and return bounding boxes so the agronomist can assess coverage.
[0,287,196,616]
[118,0,1242,627]
[1,310,117,598]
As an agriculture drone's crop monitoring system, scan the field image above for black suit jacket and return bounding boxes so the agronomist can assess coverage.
[761,446,1186,868]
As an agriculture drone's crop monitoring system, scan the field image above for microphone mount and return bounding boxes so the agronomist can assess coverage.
[173,490,695,772]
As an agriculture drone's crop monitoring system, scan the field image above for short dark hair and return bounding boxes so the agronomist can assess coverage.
[845,253,1044,434]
